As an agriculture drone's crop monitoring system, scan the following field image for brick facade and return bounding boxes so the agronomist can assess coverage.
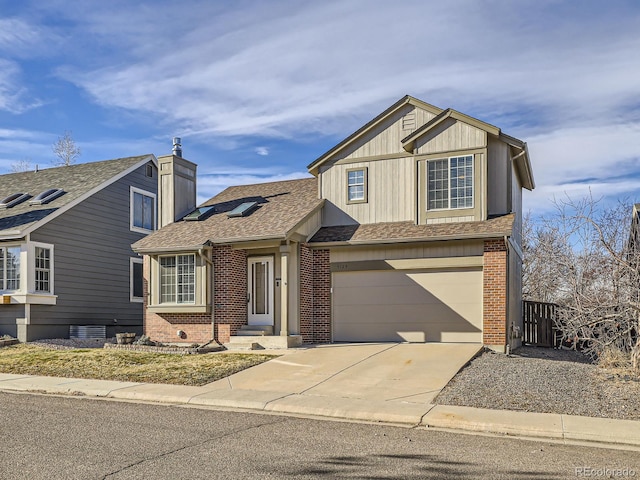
[143,246,248,344]
[311,248,332,343]
[483,238,508,346]
[212,246,248,343]
[299,244,314,343]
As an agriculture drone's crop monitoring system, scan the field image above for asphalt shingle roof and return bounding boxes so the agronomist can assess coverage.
[0,155,152,236]
[132,177,322,252]
[308,214,515,244]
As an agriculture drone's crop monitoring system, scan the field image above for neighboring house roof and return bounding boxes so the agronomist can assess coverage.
[0,155,155,240]
[132,177,323,252]
[308,214,515,246]
[307,94,535,191]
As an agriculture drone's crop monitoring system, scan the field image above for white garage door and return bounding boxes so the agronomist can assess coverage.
[333,268,483,343]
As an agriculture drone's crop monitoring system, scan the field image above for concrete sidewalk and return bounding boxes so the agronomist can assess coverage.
[1,343,638,450]
[1,369,639,451]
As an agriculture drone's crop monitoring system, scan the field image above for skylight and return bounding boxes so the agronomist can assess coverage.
[0,193,30,209]
[29,188,64,205]
[227,201,259,218]
[183,205,215,221]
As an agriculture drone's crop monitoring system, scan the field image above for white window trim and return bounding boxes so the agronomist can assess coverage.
[130,257,144,303]
[0,242,57,305]
[426,155,474,211]
[346,167,368,204]
[158,253,196,305]
[0,243,24,293]
[29,241,54,295]
[130,186,157,234]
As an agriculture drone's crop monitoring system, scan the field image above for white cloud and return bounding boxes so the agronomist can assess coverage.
[254,146,269,156]
[196,171,311,203]
[14,0,640,211]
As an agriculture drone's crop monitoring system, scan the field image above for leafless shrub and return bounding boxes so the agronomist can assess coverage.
[524,194,640,369]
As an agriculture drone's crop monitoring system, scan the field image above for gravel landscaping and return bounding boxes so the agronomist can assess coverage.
[435,346,640,420]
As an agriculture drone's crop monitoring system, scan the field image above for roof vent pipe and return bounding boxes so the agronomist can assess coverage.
[172,137,182,157]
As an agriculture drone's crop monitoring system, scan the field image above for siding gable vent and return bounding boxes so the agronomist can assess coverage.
[402,111,416,131]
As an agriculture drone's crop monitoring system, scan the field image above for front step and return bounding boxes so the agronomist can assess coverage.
[225,334,303,350]
[235,325,273,336]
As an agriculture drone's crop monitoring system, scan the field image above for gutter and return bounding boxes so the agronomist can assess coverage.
[306,231,512,248]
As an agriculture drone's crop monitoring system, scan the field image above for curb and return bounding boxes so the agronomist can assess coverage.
[2,373,640,451]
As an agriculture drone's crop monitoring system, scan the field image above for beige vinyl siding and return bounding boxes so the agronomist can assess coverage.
[321,157,415,226]
[294,210,322,240]
[426,215,475,224]
[415,119,487,155]
[330,240,483,263]
[511,167,523,247]
[487,137,510,216]
[333,267,483,343]
[418,151,485,224]
[327,105,437,162]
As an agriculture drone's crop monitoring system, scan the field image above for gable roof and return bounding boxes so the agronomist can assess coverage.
[307,95,442,175]
[307,94,535,191]
[400,108,500,152]
[132,177,323,253]
[308,214,515,246]
[0,155,155,240]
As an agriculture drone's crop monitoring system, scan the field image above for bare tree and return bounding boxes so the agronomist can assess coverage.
[524,194,640,367]
[10,158,33,173]
[52,131,81,166]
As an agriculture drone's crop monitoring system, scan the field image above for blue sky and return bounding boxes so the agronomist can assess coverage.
[1,0,639,210]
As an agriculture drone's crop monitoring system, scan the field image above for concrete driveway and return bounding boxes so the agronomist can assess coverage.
[204,343,481,420]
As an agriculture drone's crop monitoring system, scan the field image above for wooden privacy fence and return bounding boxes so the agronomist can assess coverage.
[522,301,558,347]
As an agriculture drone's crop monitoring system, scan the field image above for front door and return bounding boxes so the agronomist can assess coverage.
[247,256,274,326]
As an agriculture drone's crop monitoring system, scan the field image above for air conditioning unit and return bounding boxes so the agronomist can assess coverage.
[70,325,106,339]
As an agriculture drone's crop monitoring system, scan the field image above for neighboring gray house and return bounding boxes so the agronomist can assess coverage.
[0,155,158,341]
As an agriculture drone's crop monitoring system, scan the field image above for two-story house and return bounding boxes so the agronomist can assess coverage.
[0,155,158,341]
[133,96,534,353]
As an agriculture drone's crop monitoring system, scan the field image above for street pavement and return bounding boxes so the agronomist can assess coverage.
[2,392,639,480]
[0,343,639,451]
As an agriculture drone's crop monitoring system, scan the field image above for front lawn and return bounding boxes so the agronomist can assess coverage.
[0,344,277,386]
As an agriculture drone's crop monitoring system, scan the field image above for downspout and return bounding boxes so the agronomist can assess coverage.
[503,235,512,355]
[198,248,215,343]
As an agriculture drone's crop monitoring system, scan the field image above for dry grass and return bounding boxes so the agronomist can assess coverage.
[597,347,639,380]
[0,344,277,386]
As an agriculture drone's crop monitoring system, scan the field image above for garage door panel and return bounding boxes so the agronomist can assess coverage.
[333,268,482,343]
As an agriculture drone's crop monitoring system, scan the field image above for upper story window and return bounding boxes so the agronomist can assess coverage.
[0,246,21,291]
[427,155,473,210]
[159,254,195,304]
[130,187,156,233]
[347,167,367,204]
